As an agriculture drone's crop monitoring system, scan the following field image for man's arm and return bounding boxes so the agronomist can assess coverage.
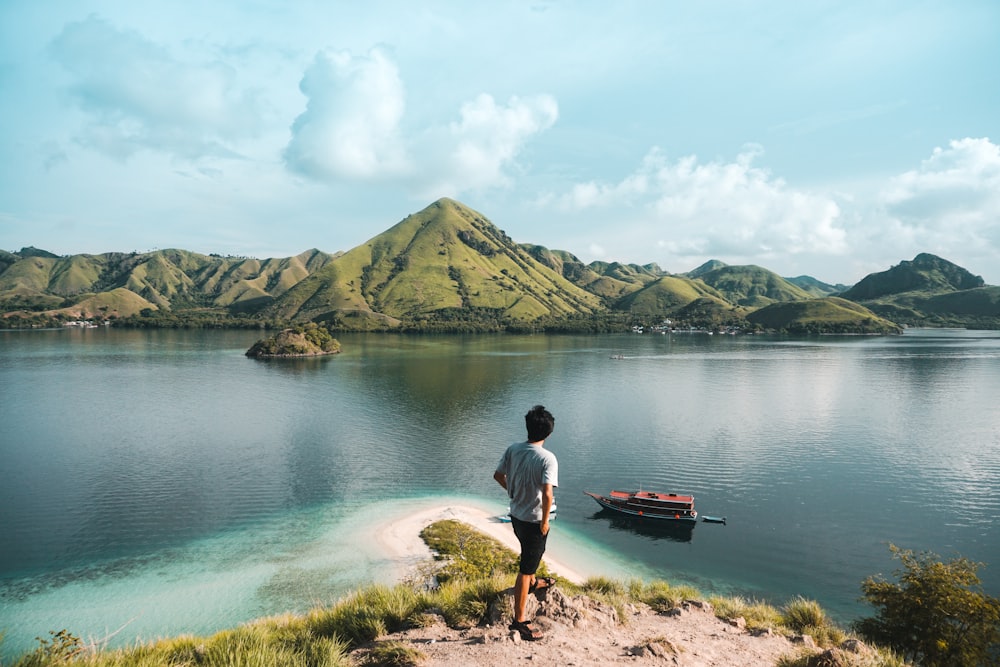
[493,470,507,490]
[540,483,554,535]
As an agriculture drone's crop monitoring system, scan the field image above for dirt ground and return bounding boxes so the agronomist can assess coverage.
[363,505,879,666]
[353,587,816,666]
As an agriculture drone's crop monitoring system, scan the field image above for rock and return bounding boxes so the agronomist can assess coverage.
[792,634,817,648]
[685,599,713,614]
[839,638,872,655]
[628,640,678,659]
[725,616,747,631]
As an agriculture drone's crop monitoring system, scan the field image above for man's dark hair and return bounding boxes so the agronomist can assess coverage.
[525,405,555,443]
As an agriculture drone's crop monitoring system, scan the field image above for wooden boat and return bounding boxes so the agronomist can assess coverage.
[584,489,697,523]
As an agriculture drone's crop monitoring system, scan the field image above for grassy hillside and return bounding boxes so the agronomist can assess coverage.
[613,275,729,315]
[684,259,728,278]
[747,297,902,334]
[786,275,849,297]
[265,198,604,325]
[693,265,813,307]
[837,254,998,327]
[2,207,995,331]
[520,246,658,302]
[840,253,984,301]
[0,248,338,325]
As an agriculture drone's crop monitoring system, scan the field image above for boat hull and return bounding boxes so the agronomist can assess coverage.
[584,490,698,524]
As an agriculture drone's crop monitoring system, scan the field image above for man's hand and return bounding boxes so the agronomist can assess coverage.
[540,519,550,536]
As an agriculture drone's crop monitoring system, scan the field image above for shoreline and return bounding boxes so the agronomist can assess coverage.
[370,500,591,585]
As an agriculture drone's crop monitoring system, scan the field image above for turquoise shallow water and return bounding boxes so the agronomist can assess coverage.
[2,328,998,658]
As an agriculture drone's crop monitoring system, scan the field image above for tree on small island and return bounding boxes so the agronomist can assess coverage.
[245,323,341,358]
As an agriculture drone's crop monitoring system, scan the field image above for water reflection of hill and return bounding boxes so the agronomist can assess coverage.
[588,509,695,543]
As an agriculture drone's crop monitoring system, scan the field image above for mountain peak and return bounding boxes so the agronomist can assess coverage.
[841,253,984,300]
[686,259,728,278]
[264,198,602,323]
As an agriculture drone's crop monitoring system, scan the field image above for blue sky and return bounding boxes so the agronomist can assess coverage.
[1,1,998,285]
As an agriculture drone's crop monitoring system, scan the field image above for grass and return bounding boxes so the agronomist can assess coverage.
[5,519,906,667]
[777,645,909,667]
[360,641,426,667]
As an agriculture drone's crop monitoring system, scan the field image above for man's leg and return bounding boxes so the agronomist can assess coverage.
[509,518,546,639]
[514,572,533,623]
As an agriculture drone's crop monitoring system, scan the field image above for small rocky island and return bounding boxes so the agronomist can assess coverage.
[245,324,341,358]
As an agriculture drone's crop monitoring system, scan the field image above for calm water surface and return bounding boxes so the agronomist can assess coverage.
[1,328,998,657]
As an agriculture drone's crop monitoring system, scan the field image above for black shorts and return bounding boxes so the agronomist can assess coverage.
[510,516,548,575]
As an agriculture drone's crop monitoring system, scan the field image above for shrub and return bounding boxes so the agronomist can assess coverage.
[429,575,511,627]
[854,544,1000,667]
[630,580,702,612]
[362,641,426,667]
[709,596,783,632]
[781,596,845,647]
[307,584,424,648]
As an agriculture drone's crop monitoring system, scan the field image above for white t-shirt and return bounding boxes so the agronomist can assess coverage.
[496,441,559,522]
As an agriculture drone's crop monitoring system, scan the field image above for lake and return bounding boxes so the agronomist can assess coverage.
[1,327,998,658]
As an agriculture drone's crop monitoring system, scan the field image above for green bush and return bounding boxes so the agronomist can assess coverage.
[855,544,1000,667]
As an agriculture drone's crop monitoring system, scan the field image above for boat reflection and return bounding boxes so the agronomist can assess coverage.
[588,509,695,543]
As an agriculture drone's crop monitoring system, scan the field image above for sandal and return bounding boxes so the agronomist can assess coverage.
[509,619,544,641]
[529,576,556,599]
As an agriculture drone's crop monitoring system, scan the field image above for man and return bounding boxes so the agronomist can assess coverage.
[493,404,559,641]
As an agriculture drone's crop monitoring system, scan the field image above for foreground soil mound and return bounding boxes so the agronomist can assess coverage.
[354,587,850,666]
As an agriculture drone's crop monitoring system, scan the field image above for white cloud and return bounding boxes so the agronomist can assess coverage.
[284,47,409,181]
[545,146,846,266]
[283,45,558,196]
[588,242,607,258]
[881,137,1000,247]
[49,15,262,160]
[412,93,558,197]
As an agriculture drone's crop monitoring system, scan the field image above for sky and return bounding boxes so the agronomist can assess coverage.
[1,1,999,286]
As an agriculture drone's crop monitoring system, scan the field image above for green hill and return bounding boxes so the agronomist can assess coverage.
[685,259,728,279]
[613,275,729,315]
[747,297,902,334]
[837,254,998,327]
[519,246,660,302]
[264,198,603,325]
[691,264,813,307]
[0,248,338,325]
[840,253,984,300]
[786,275,849,297]
[2,202,996,332]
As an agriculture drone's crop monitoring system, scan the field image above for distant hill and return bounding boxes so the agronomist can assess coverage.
[613,275,732,317]
[747,297,902,334]
[689,264,813,307]
[519,246,659,302]
[684,259,729,279]
[840,253,984,300]
[0,248,337,323]
[785,275,849,297]
[2,201,996,331]
[261,198,603,326]
[836,253,997,327]
[686,260,846,299]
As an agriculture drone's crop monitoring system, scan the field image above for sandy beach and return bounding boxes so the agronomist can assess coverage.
[371,501,590,584]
